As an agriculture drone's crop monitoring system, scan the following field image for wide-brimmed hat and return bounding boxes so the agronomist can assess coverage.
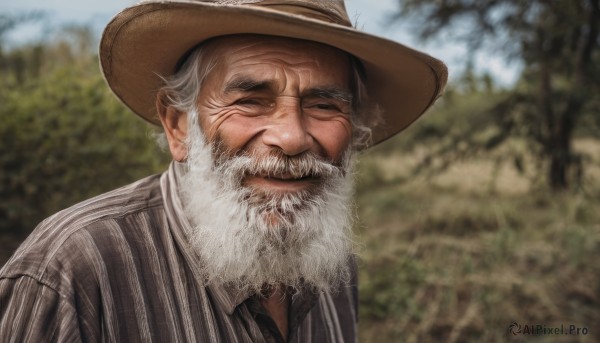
[100,0,448,146]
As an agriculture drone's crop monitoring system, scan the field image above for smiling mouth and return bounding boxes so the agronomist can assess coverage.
[244,173,320,191]
[265,174,316,181]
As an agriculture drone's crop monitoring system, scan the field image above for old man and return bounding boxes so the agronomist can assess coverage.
[0,0,446,342]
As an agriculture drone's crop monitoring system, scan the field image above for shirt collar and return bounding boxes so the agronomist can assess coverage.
[159,161,255,314]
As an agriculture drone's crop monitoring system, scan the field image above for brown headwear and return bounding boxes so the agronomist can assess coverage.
[100,0,448,146]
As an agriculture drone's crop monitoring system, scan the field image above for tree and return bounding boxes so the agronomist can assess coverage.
[395,0,600,190]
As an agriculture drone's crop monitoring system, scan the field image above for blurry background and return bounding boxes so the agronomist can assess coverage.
[1,0,599,341]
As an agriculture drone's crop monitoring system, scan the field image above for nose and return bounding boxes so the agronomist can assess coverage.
[261,98,314,156]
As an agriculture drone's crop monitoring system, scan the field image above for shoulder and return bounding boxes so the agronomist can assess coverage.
[0,173,165,291]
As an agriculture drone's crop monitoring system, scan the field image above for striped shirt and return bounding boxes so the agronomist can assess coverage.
[0,162,357,342]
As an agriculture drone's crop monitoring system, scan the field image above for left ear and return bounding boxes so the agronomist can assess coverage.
[156,93,188,161]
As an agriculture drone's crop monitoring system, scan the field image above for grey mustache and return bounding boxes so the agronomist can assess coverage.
[217,152,343,180]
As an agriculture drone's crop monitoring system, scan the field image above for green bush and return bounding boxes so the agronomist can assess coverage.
[0,34,169,235]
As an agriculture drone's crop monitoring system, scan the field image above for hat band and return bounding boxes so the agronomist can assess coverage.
[248,1,352,26]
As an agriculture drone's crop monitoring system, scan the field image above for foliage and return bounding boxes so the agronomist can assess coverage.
[355,154,600,342]
[394,0,600,191]
[0,26,169,236]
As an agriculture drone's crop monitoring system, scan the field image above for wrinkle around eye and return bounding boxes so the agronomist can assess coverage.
[306,113,352,134]
[307,115,353,141]
[302,99,350,115]
[303,107,350,121]
[204,108,239,137]
[224,99,276,117]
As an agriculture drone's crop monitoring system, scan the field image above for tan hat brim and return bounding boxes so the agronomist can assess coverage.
[100,1,448,145]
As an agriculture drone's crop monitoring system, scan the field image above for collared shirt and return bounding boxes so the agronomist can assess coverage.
[0,163,358,342]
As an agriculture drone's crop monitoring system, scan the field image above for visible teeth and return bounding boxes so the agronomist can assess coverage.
[270,175,312,181]
[246,171,317,180]
[273,176,301,180]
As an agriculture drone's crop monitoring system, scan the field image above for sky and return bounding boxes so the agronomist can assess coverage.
[0,0,520,85]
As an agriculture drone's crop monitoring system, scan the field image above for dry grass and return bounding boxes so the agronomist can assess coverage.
[355,140,600,342]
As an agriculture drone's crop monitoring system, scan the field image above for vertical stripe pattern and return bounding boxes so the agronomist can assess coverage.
[0,162,357,342]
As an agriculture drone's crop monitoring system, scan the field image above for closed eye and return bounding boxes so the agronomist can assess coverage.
[303,98,349,115]
[312,103,340,111]
[234,97,273,107]
[236,98,262,105]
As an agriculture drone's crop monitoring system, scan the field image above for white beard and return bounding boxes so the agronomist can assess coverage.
[179,113,356,295]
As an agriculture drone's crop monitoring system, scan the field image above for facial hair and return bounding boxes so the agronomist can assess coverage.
[179,113,356,295]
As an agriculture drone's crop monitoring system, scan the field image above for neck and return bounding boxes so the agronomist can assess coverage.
[259,285,290,341]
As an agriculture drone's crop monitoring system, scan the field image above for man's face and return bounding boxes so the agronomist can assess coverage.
[195,35,353,197]
[166,36,357,293]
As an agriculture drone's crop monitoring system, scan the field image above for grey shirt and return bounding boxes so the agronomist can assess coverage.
[0,163,358,342]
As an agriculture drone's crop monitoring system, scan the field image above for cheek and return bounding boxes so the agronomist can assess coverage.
[307,117,352,160]
[198,96,266,150]
[210,115,269,151]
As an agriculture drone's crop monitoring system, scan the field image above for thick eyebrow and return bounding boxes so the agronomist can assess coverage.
[303,87,353,104]
[224,77,274,94]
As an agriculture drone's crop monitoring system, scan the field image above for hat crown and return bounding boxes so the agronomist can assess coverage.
[190,0,352,26]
